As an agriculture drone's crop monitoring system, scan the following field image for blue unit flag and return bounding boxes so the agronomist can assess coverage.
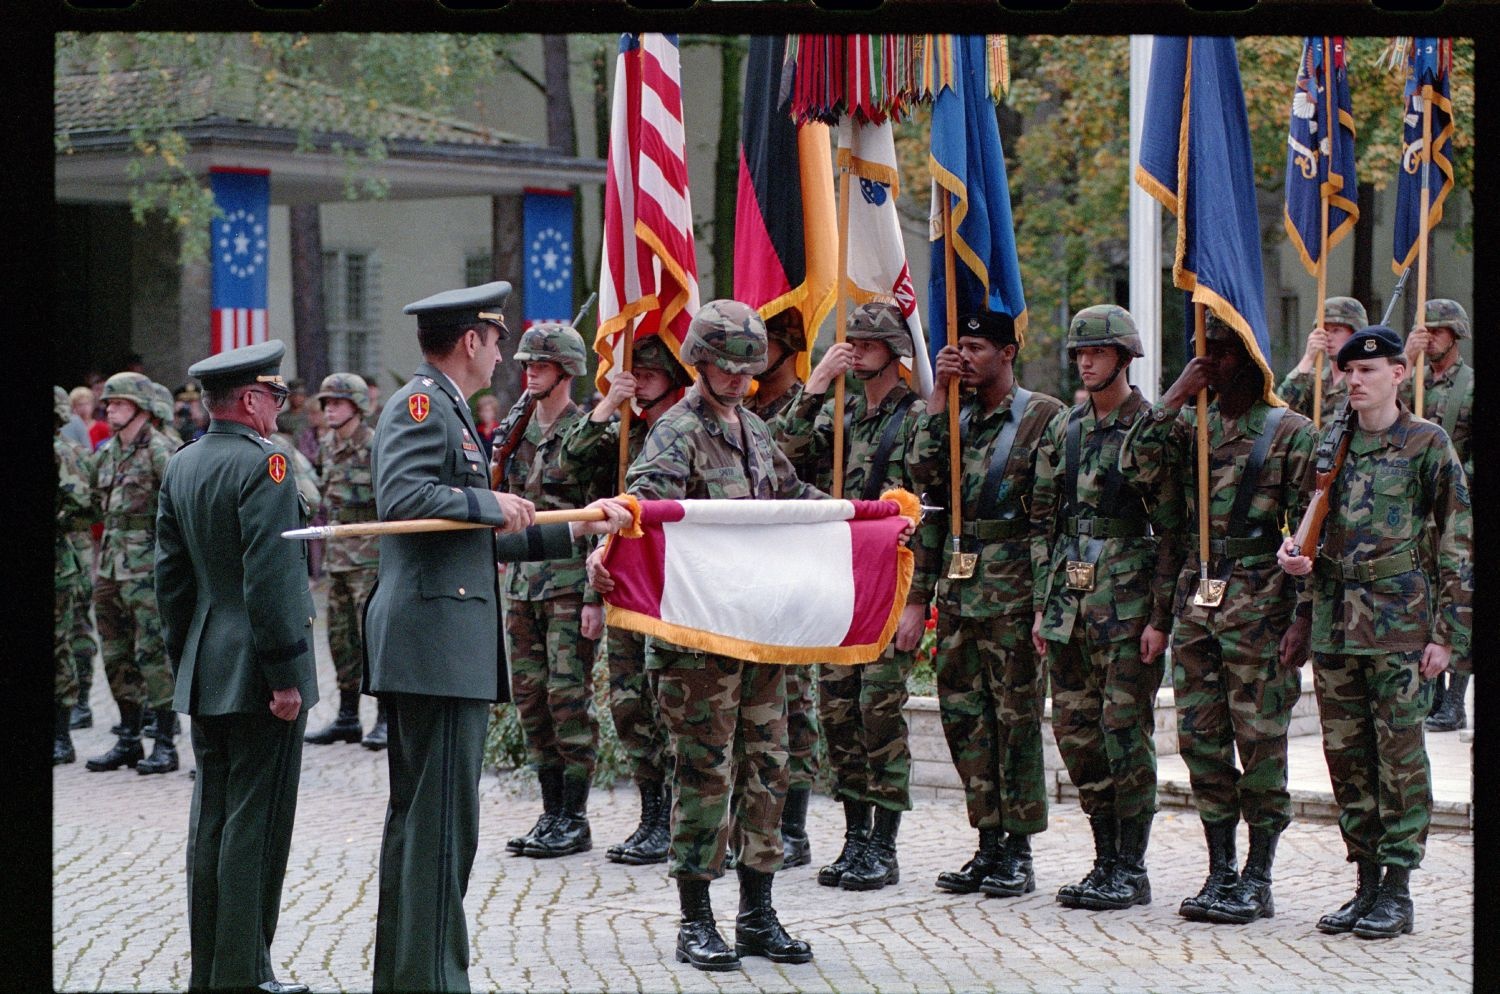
[1393,38,1454,276]
[1284,37,1359,276]
[523,190,577,327]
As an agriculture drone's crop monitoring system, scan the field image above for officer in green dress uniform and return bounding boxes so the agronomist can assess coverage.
[155,340,317,993]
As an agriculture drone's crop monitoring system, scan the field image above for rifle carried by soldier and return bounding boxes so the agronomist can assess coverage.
[1288,399,1354,558]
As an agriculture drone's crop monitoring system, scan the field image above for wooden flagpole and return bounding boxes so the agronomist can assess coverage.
[616,323,635,493]
[942,193,964,560]
[284,506,607,541]
[832,155,852,498]
[1312,40,1334,430]
[1191,302,1222,606]
[1414,81,1433,417]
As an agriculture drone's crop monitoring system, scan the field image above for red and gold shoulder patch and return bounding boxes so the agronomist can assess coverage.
[409,393,431,423]
[268,452,288,484]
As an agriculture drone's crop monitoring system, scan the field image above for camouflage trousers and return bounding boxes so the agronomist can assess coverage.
[784,665,820,789]
[326,567,377,693]
[55,583,80,709]
[605,626,670,785]
[1045,618,1164,822]
[938,611,1048,834]
[1314,650,1434,869]
[94,574,173,711]
[819,644,914,812]
[64,532,97,685]
[1172,613,1302,831]
[503,592,599,782]
[650,643,788,880]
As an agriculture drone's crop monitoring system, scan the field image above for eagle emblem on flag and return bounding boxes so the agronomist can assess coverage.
[408,394,430,423]
[267,453,287,484]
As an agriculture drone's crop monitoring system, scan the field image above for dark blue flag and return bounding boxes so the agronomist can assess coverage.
[1136,36,1278,404]
[523,189,576,327]
[209,168,270,354]
[1284,37,1359,276]
[1393,38,1454,275]
[926,34,1026,363]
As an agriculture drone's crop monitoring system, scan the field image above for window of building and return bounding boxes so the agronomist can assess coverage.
[465,251,493,289]
[323,249,381,375]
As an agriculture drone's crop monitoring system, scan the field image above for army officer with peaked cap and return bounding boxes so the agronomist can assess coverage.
[154,339,318,993]
[363,280,633,993]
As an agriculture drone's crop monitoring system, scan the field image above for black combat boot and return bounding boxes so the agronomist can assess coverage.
[842,808,901,891]
[1203,825,1278,924]
[1077,815,1152,910]
[1057,815,1118,908]
[734,866,813,963]
[69,699,93,731]
[781,785,813,868]
[54,706,76,766]
[980,833,1035,898]
[1353,866,1415,939]
[143,710,179,740]
[70,656,93,730]
[361,701,389,750]
[817,799,872,887]
[526,775,592,857]
[1425,673,1469,732]
[1178,819,1238,922]
[86,701,145,772]
[509,767,563,855]
[305,690,363,745]
[1426,673,1447,718]
[137,707,181,775]
[674,879,738,971]
[1317,859,1382,934]
[935,826,1006,894]
[608,780,663,863]
[618,781,671,866]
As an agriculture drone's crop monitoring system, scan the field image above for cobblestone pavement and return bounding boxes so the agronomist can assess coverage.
[55,586,1474,993]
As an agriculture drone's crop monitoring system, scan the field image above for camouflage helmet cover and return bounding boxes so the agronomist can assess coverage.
[100,371,155,411]
[514,322,589,377]
[147,381,175,424]
[632,335,692,388]
[763,309,808,353]
[54,385,71,425]
[681,300,769,375]
[1065,304,1144,358]
[315,372,373,415]
[846,300,912,358]
[1322,296,1369,331]
[1424,298,1470,339]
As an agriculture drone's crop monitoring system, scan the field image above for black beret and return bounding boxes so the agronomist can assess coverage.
[955,311,1017,347]
[1336,325,1406,371]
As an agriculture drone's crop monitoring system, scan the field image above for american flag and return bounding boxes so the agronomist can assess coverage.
[595,33,701,392]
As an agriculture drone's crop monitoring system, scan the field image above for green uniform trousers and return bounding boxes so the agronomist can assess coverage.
[504,592,599,782]
[95,574,173,710]
[606,626,670,785]
[187,710,307,991]
[783,665,820,788]
[820,645,915,812]
[325,568,376,693]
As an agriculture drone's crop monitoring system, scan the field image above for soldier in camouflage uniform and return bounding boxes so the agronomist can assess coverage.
[607,299,825,971]
[56,387,100,731]
[1123,315,1316,924]
[305,373,382,748]
[905,311,1065,901]
[493,322,610,859]
[773,299,930,892]
[746,307,820,867]
[1030,305,1181,911]
[86,371,180,775]
[1401,298,1474,732]
[55,388,92,764]
[561,335,690,865]
[1279,325,1471,939]
[1278,296,1366,426]
[148,381,185,449]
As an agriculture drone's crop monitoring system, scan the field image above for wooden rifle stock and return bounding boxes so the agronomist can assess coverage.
[1289,402,1353,558]
[489,395,538,489]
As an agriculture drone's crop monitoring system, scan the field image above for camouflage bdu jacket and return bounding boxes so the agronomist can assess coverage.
[1399,358,1473,481]
[1277,365,1348,427]
[91,424,176,581]
[318,423,379,572]
[773,380,933,609]
[56,435,92,595]
[1307,409,1472,657]
[494,395,609,601]
[906,385,1064,619]
[1123,399,1316,625]
[561,410,650,472]
[1031,390,1181,640]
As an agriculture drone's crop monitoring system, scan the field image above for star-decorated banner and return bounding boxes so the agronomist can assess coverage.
[522,189,576,328]
[209,167,270,355]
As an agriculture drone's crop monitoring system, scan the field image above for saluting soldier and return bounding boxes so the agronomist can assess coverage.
[55,388,92,765]
[1123,315,1316,924]
[492,322,610,860]
[1401,298,1474,732]
[86,371,180,775]
[560,334,691,865]
[907,311,1064,901]
[1030,305,1181,912]
[1278,325,1471,940]
[362,281,629,992]
[154,341,318,994]
[303,373,381,748]
[1278,296,1367,425]
[774,299,930,892]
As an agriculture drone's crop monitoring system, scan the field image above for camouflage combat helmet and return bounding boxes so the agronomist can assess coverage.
[147,381,175,424]
[1323,296,1368,331]
[764,309,808,353]
[54,385,71,426]
[1424,298,1470,339]
[632,335,692,388]
[99,371,155,411]
[681,300,769,375]
[314,372,373,416]
[1065,304,1145,358]
[514,322,588,377]
[846,300,912,358]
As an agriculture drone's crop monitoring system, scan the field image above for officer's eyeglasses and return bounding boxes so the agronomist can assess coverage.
[245,387,289,410]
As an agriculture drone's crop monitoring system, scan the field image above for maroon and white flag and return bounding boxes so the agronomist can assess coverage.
[600,496,916,665]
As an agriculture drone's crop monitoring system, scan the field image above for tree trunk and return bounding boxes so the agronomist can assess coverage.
[543,36,577,156]
[491,193,526,404]
[1352,179,1374,319]
[713,37,746,301]
[288,203,328,388]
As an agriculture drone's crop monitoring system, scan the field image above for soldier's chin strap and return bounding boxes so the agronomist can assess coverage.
[701,375,741,408]
[1086,349,1130,393]
[756,344,796,381]
[853,351,897,381]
